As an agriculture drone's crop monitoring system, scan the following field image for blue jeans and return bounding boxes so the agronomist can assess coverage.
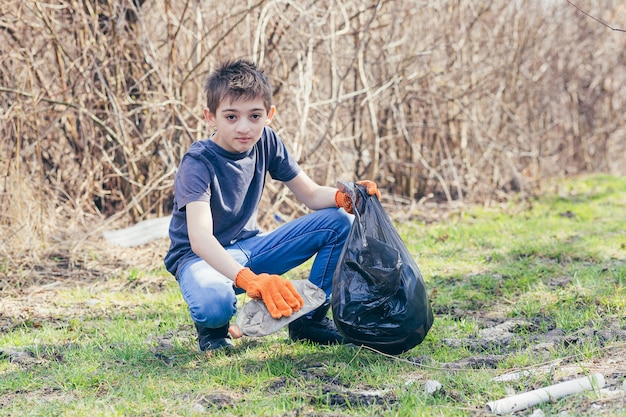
[176,208,353,328]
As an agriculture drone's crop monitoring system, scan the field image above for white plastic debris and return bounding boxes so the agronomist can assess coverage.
[493,370,536,382]
[486,373,605,415]
[103,216,171,247]
[424,380,443,395]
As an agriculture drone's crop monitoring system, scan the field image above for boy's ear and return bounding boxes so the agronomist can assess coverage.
[265,106,276,125]
[203,108,216,127]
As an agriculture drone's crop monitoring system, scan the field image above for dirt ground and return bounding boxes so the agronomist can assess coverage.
[1,241,625,416]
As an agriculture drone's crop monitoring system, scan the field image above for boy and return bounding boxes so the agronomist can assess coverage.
[164,59,380,351]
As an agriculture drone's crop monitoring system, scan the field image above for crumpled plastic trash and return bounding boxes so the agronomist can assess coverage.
[235,279,326,337]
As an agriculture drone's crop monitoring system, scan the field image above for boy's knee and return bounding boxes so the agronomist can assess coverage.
[332,208,353,238]
[190,288,237,328]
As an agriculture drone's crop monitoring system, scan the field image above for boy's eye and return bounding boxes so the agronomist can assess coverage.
[250,114,262,120]
[225,115,237,120]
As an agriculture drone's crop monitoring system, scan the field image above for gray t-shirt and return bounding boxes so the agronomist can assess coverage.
[164,126,301,276]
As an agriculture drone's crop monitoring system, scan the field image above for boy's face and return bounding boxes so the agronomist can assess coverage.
[204,97,275,154]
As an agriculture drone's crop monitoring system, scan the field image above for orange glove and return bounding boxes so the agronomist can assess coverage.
[335,180,381,214]
[234,268,304,319]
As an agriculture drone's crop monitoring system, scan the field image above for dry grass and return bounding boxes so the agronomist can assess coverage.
[2,0,626,267]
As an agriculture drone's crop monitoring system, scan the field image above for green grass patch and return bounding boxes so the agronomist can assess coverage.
[1,174,625,416]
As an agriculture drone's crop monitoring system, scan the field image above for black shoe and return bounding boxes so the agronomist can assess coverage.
[195,322,234,351]
[288,301,344,345]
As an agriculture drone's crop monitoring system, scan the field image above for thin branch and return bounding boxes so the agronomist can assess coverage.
[566,0,626,32]
[0,86,119,140]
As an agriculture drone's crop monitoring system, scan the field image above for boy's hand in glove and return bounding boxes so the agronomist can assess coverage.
[234,268,304,319]
[335,180,381,214]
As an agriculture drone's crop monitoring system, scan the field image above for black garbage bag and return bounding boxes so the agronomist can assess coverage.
[331,182,434,354]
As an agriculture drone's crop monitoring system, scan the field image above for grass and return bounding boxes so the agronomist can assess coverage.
[1,174,625,416]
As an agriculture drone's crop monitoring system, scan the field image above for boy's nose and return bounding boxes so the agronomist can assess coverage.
[235,121,251,134]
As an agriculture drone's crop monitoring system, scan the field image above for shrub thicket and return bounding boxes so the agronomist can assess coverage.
[1,0,625,254]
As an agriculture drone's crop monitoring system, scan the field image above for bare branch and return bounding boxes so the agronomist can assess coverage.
[566,0,626,32]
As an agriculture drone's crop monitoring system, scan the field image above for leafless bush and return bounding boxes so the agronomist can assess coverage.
[1,0,625,260]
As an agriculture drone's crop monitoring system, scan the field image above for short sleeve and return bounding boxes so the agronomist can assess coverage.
[265,128,301,182]
[174,154,212,211]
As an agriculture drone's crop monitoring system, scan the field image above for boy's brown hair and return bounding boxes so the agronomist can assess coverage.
[204,59,273,112]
